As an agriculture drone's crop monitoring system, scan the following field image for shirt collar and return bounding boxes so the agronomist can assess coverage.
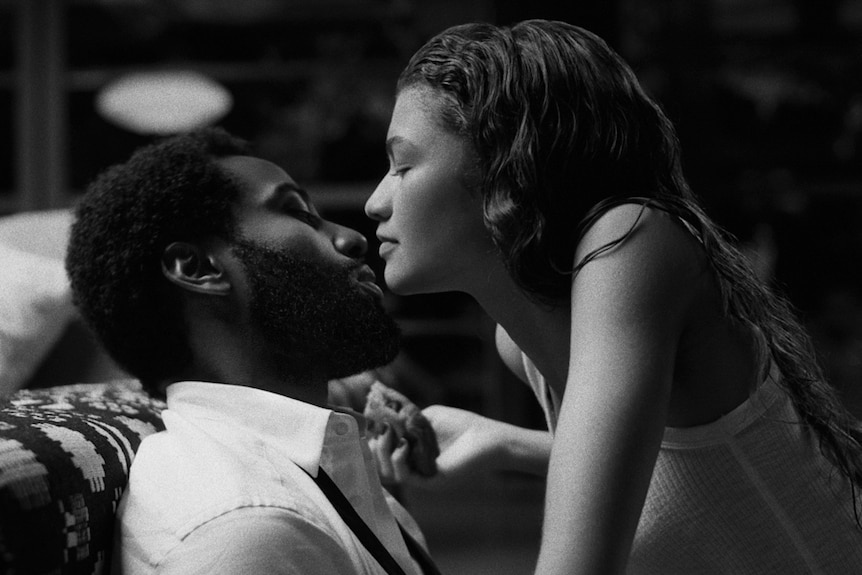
[329,403,369,435]
[166,380,344,476]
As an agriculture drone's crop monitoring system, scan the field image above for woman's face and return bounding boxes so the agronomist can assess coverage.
[364,87,495,295]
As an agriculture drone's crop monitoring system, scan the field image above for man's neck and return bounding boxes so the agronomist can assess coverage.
[171,355,330,407]
[180,313,331,406]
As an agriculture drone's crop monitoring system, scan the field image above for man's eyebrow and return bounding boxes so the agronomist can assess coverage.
[273,181,311,203]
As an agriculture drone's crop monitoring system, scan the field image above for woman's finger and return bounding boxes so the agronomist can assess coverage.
[368,426,393,479]
[391,438,411,483]
[368,436,391,482]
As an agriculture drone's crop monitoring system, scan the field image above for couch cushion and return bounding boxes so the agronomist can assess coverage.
[0,380,165,574]
[0,240,76,396]
[0,209,77,396]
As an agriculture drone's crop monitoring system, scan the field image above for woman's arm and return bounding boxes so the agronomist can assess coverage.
[534,205,699,574]
[372,404,552,488]
[429,405,551,478]
[371,325,551,488]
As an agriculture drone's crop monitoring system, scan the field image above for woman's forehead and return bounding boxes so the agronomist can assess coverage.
[389,88,464,151]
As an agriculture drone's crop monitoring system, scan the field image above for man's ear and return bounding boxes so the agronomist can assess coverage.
[161,241,231,295]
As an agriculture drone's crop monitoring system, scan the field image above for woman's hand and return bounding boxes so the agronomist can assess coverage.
[369,405,551,490]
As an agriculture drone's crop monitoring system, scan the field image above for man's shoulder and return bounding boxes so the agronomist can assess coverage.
[122,421,323,537]
[116,425,363,574]
[115,499,355,574]
[147,506,359,575]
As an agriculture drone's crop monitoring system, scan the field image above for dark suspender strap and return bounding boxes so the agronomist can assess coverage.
[304,467,409,575]
[398,524,442,575]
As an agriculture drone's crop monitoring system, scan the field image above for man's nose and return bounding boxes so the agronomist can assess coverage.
[332,224,368,259]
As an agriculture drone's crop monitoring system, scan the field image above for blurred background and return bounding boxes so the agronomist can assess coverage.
[1,0,861,572]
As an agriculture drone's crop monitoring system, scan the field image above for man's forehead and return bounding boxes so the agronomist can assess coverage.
[216,155,303,205]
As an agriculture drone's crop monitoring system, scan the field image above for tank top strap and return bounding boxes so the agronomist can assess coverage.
[577,195,705,247]
[575,195,654,241]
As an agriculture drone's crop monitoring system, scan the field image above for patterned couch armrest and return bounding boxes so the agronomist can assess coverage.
[0,380,165,574]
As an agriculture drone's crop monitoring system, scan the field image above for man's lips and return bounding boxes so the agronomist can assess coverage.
[355,264,384,301]
[356,264,377,284]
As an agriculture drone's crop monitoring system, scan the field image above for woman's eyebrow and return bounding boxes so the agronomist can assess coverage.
[385,135,414,157]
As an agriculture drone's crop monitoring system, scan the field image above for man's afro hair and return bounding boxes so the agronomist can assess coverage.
[65,127,250,389]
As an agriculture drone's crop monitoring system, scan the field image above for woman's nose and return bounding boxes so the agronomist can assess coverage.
[332,223,368,259]
[364,178,391,222]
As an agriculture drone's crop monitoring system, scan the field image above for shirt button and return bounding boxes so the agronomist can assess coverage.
[334,421,350,436]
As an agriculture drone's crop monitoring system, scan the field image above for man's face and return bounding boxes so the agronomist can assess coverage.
[216,155,400,381]
[233,238,400,380]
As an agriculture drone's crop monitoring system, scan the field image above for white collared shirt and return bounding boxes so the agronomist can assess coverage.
[112,381,427,575]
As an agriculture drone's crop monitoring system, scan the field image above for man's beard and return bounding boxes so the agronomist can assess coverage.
[232,239,400,382]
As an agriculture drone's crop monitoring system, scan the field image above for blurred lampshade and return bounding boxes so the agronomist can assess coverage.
[96,70,232,135]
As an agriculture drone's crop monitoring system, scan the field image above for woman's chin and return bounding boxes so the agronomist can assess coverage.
[383,272,441,298]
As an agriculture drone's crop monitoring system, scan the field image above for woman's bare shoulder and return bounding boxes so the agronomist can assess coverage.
[575,202,707,285]
[569,202,713,350]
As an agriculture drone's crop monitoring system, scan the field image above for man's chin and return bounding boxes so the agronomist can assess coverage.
[325,325,400,380]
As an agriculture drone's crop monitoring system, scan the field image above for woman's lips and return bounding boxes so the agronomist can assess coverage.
[378,240,396,258]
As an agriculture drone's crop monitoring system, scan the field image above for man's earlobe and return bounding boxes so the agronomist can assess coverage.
[162,242,231,295]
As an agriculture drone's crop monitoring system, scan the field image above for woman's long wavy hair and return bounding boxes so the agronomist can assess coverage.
[398,19,862,516]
